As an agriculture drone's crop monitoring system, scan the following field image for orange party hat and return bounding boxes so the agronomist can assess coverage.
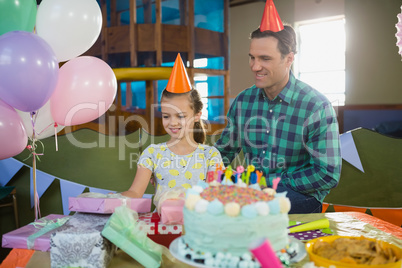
[165,53,192,93]
[260,0,284,32]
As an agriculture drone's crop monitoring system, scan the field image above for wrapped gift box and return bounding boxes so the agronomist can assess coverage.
[50,213,115,268]
[102,206,162,268]
[2,214,69,252]
[160,199,185,225]
[68,193,152,214]
[138,212,182,235]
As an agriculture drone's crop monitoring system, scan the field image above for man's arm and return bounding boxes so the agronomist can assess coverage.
[278,105,342,198]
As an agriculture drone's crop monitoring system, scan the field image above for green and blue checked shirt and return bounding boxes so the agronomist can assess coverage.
[215,72,342,203]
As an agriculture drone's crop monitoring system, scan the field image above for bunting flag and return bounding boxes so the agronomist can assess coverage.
[370,208,402,227]
[0,158,24,186]
[59,179,86,215]
[321,202,330,213]
[89,186,116,195]
[1,157,144,217]
[323,202,402,227]
[332,204,367,214]
[340,131,364,172]
[143,193,153,199]
[30,168,55,208]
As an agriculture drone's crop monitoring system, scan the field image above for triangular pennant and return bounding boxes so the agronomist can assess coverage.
[143,193,153,199]
[340,131,364,172]
[370,208,402,227]
[59,179,86,215]
[89,187,116,195]
[30,169,55,208]
[165,53,192,93]
[260,0,284,32]
[322,202,330,213]
[332,204,367,213]
[0,158,24,186]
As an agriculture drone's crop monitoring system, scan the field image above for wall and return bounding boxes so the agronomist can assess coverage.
[294,0,344,22]
[229,0,402,105]
[346,0,402,104]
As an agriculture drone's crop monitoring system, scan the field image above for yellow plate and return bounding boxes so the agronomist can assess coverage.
[305,235,402,268]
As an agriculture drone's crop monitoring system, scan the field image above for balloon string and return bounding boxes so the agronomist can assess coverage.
[30,112,37,137]
[35,190,41,220]
[54,123,59,151]
[36,122,54,136]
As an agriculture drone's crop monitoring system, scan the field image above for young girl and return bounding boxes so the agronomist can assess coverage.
[121,88,224,199]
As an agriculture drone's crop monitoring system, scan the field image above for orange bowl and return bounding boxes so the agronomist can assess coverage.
[305,236,402,268]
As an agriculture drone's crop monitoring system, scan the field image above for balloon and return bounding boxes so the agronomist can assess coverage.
[50,56,117,126]
[396,11,402,56]
[36,0,102,62]
[17,101,65,140]
[0,0,37,36]
[0,31,59,112]
[0,99,28,160]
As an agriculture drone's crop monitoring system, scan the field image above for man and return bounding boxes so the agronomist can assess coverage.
[215,25,342,214]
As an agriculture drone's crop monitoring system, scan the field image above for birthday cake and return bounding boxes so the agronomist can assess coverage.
[177,178,291,267]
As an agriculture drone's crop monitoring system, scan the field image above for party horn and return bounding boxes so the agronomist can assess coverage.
[249,238,282,268]
[288,218,329,233]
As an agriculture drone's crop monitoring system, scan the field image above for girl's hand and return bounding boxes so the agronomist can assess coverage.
[120,190,139,198]
[150,176,155,186]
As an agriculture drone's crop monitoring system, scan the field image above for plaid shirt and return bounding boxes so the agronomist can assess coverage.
[215,72,341,202]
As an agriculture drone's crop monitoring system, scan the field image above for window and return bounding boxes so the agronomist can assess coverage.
[294,16,345,106]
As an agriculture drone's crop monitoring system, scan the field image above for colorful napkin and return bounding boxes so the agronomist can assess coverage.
[288,219,333,241]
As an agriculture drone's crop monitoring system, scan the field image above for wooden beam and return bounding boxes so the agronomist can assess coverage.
[100,0,108,63]
[224,0,230,115]
[110,0,117,26]
[129,0,137,66]
[155,0,162,66]
[187,0,195,85]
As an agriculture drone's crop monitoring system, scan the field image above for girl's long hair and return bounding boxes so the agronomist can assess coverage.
[161,89,206,144]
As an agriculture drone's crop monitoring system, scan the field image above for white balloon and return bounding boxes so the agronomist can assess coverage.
[17,100,65,140]
[36,0,102,62]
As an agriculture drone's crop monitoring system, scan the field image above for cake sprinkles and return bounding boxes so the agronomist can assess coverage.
[200,185,273,207]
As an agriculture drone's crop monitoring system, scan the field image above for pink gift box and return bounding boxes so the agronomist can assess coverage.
[69,196,152,214]
[160,199,184,225]
[2,214,68,252]
[138,213,182,235]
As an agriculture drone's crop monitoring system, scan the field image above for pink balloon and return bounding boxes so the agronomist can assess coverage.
[50,56,117,126]
[0,99,28,160]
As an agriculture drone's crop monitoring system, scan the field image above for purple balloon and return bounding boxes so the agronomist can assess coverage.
[0,98,28,160]
[0,31,59,112]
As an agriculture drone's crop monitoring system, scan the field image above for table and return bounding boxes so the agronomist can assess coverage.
[4,212,402,268]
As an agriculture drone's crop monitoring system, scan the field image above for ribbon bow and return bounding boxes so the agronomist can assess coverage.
[27,217,70,249]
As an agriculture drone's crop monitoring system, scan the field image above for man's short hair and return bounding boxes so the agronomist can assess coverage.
[250,25,297,57]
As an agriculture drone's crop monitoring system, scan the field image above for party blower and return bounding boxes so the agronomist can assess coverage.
[249,238,283,268]
[288,218,330,233]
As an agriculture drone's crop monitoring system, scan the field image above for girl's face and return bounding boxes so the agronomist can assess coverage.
[161,94,201,142]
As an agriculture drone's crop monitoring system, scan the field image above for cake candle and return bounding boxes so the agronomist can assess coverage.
[225,165,233,183]
[246,165,255,185]
[259,176,267,187]
[216,164,223,183]
[241,172,246,183]
[256,170,263,184]
[236,166,244,184]
[207,171,215,183]
[272,177,281,190]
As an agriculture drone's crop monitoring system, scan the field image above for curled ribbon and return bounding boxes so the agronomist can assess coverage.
[27,217,70,249]
[23,139,45,162]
